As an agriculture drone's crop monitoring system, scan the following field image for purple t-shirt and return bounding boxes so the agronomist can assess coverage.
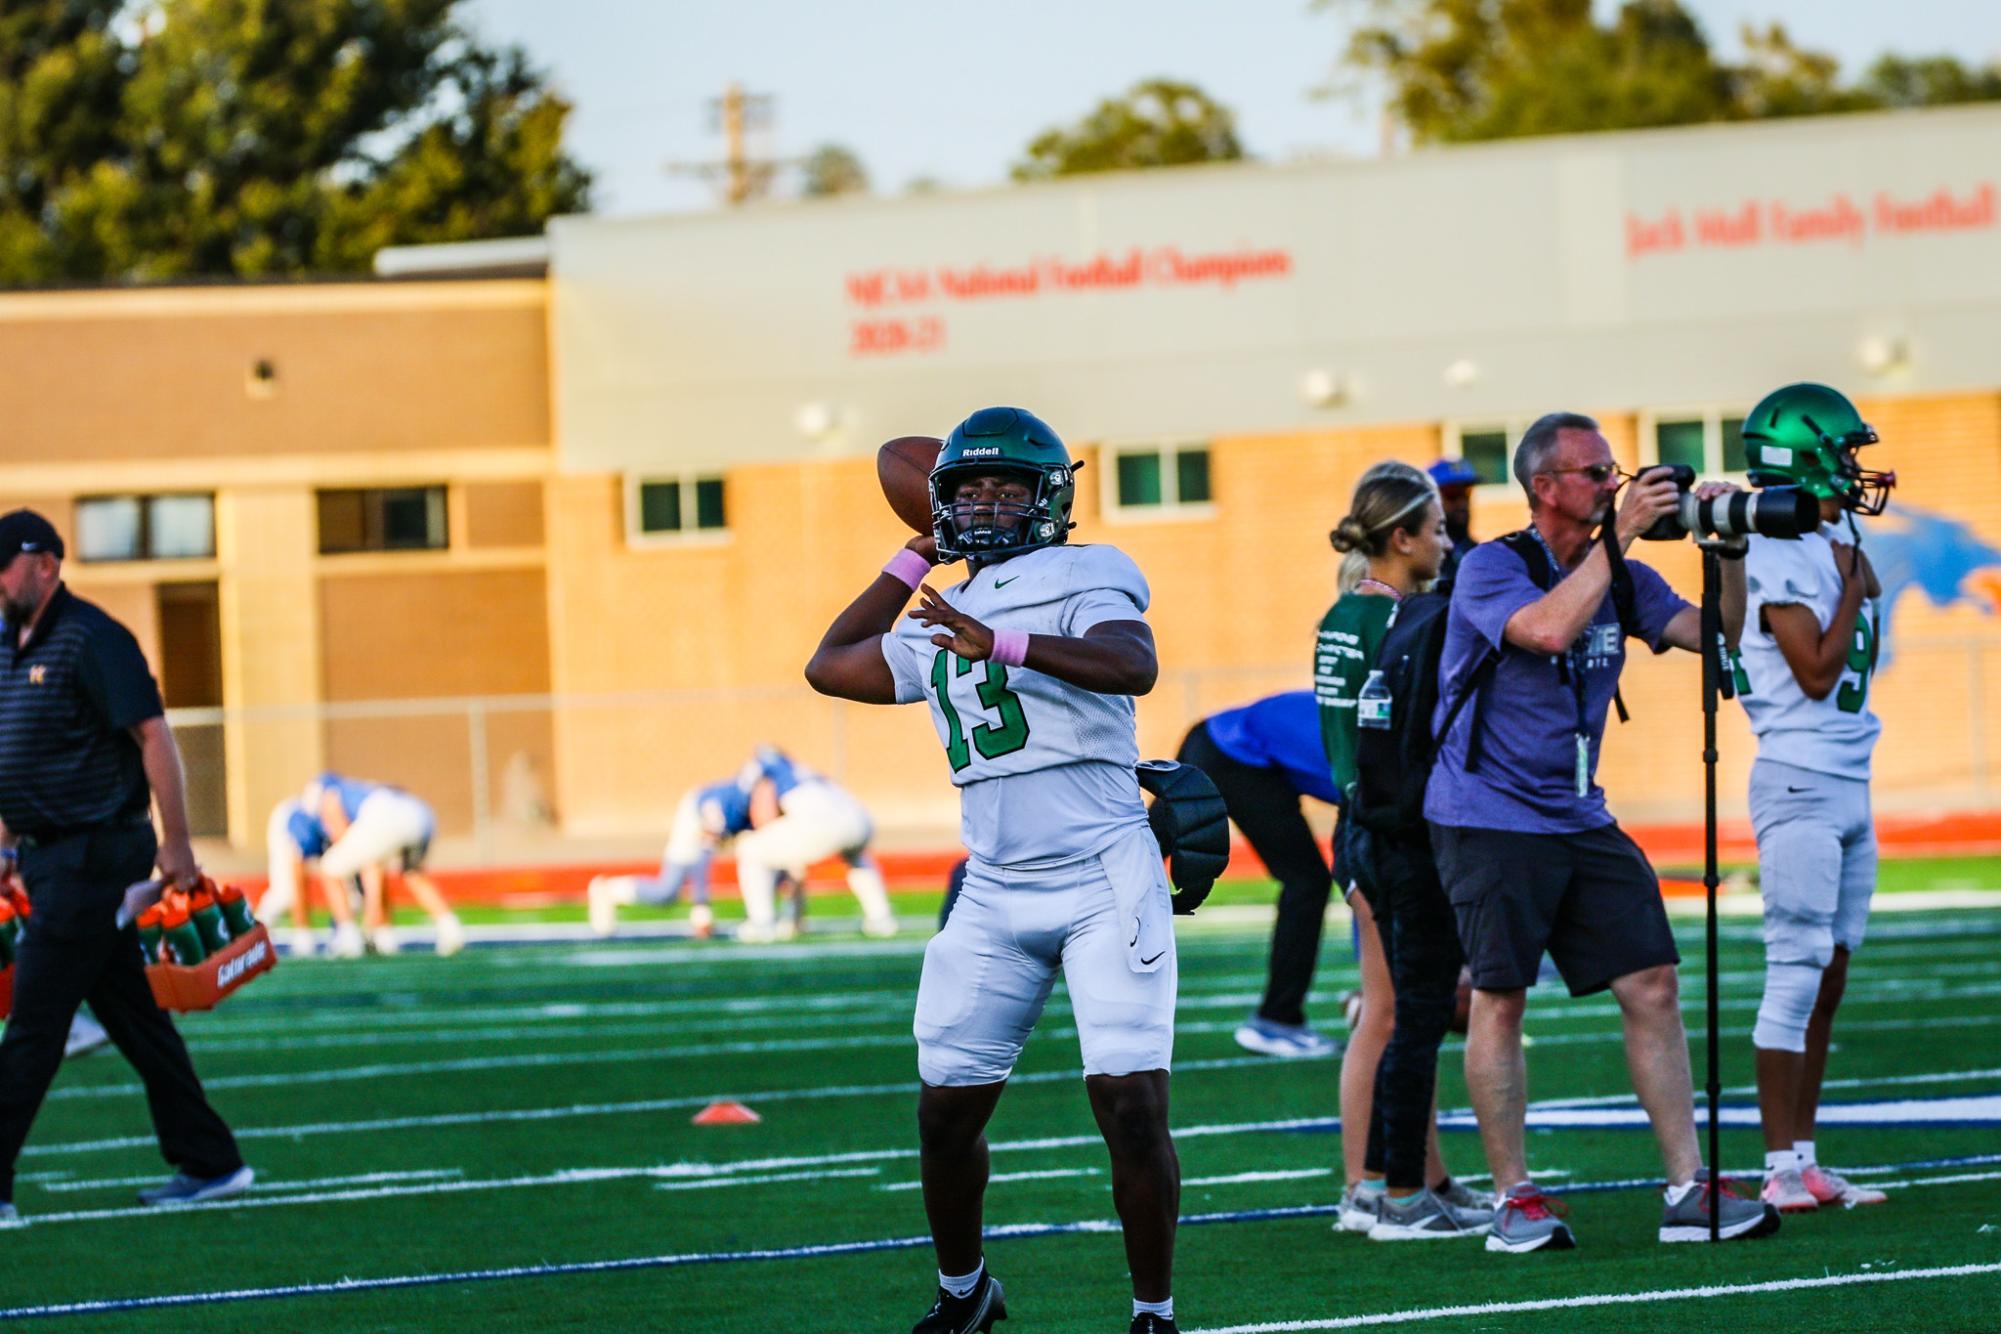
[1423,538,1690,834]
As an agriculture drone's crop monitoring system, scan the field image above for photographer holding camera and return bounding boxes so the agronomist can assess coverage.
[1424,412,1780,1252]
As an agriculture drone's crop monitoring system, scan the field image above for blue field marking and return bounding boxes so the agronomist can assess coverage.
[6,1150,2000,1321]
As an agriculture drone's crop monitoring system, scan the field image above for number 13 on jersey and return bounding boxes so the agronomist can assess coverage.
[930,649,1032,772]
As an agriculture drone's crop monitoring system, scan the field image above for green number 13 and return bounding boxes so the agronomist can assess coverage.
[1835,610,1878,715]
[929,650,1032,772]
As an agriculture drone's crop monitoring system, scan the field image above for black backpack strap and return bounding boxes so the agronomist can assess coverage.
[1600,524,1638,723]
[1443,647,1504,771]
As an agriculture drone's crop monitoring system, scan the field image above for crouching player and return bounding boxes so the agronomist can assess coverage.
[588,779,750,940]
[1733,384,1894,1211]
[807,407,1183,1334]
[262,796,364,958]
[731,745,896,942]
[307,774,465,957]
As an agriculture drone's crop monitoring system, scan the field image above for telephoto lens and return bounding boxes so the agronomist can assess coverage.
[1681,485,1817,540]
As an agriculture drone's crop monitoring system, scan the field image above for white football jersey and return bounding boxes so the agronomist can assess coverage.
[882,543,1151,867]
[1735,527,1882,777]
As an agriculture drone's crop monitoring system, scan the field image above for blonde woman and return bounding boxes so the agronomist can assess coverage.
[1314,461,1485,1238]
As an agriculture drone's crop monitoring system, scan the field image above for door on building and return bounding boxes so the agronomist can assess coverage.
[156,581,227,837]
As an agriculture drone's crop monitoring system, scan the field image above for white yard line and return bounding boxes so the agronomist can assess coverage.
[1184,1262,2001,1334]
[40,1168,460,1195]
[875,1168,1100,1193]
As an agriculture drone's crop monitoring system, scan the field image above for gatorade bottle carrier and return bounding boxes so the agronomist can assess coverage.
[121,876,277,1013]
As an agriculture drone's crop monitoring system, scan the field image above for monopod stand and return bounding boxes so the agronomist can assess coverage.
[1698,544,1731,1243]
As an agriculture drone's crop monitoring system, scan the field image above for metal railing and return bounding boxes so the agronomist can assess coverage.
[170,633,2001,861]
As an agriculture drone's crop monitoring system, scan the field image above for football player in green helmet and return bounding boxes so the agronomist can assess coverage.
[1742,383,1896,517]
[928,406,1078,562]
[808,406,1187,1332]
[1730,381,1892,1213]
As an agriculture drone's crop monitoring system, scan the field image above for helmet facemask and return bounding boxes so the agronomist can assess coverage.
[1804,414,1896,516]
[930,463,1071,561]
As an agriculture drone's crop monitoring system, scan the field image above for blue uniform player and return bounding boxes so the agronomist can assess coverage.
[305,773,464,957]
[588,779,764,940]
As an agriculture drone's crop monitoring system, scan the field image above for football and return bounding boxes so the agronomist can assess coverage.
[877,435,940,535]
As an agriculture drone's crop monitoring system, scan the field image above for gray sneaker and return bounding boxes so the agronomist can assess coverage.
[1232,1016,1340,1059]
[1368,1188,1492,1240]
[1485,1182,1575,1253]
[137,1164,255,1208]
[1336,1181,1384,1233]
[1432,1178,1497,1229]
[1660,1168,1781,1243]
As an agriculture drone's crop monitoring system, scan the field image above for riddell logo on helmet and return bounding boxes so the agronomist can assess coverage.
[960,446,1003,457]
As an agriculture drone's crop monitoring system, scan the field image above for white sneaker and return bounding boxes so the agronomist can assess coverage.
[736,921,778,945]
[329,923,366,959]
[1761,1167,1818,1213]
[1234,1016,1340,1059]
[65,1012,111,1060]
[862,914,898,939]
[369,926,401,956]
[587,875,637,937]
[774,918,801,942]
[1337,1182,1384,1234]
[689,903,715,939]
[1801,1163,1887,1208]
[434,914,466,958]
[285,927,318,959]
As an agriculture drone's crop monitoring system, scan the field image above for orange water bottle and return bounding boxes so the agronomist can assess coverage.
[189,884,230,952]
[0,897,16,966]
[136,903,166,962]
[160,894,206,965]
[215,882,256,937]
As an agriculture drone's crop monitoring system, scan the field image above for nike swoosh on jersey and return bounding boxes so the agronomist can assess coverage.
[994,576,1018,588]
[1140,950,1165,966]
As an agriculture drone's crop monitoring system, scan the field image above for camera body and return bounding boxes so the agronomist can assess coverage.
[1637,464,1817,542]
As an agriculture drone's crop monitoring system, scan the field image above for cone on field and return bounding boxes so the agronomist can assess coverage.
[692,1099,761,1126]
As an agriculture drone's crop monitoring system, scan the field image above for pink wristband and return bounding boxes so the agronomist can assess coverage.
[989,627,1030,667]
[882,548,932,591]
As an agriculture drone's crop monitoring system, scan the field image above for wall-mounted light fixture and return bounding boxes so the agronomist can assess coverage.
[1442,358,1480,389]
[1856,335,1909,377]
[793,401,840,440]
[1298,368,1347,408]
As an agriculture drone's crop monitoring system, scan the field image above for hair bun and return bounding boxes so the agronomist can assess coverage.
[1329,515,1369,553]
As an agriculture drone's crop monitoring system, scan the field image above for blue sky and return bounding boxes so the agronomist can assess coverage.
[462,1,2001,217]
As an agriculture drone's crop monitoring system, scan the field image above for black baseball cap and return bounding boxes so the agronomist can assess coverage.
[0,509,65,564]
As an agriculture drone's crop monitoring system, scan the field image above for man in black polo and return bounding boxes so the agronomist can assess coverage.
[0,509,249,1222]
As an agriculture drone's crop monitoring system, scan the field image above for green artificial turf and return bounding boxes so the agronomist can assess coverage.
[3,890,1998,1330]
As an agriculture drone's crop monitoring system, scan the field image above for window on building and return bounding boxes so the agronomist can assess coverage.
[75,494,216,562]
[1647,410,1751,476]
[1106,443,1212,515]
[629,473,728,541]
[317,486,448,554]
[1445,423,1525,487]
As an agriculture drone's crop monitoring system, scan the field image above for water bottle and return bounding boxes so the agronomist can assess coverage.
[1357,669,1393,730]
[137,904,166,962]
[215,882,257,937]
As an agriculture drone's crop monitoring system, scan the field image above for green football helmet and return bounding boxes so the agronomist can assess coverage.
[929,406,1079,561]
[1742,383,1895,516]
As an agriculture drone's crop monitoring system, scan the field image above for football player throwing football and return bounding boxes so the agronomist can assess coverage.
[807,406,1181,1334]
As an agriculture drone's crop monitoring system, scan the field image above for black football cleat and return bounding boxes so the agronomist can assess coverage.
[912,1271,1006,1333]
[1129,1315,1179,1334]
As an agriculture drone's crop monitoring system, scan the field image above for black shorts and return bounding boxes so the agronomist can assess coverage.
[1428,821,1679,997]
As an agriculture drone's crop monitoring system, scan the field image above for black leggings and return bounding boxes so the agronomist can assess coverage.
[1176,722,1332,1027]
[1360,830,1464,1189]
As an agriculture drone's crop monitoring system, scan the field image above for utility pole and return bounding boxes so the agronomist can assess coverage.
[667,82,782,206]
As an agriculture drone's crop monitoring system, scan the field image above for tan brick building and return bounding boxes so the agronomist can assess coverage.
[9,106,2001,857]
